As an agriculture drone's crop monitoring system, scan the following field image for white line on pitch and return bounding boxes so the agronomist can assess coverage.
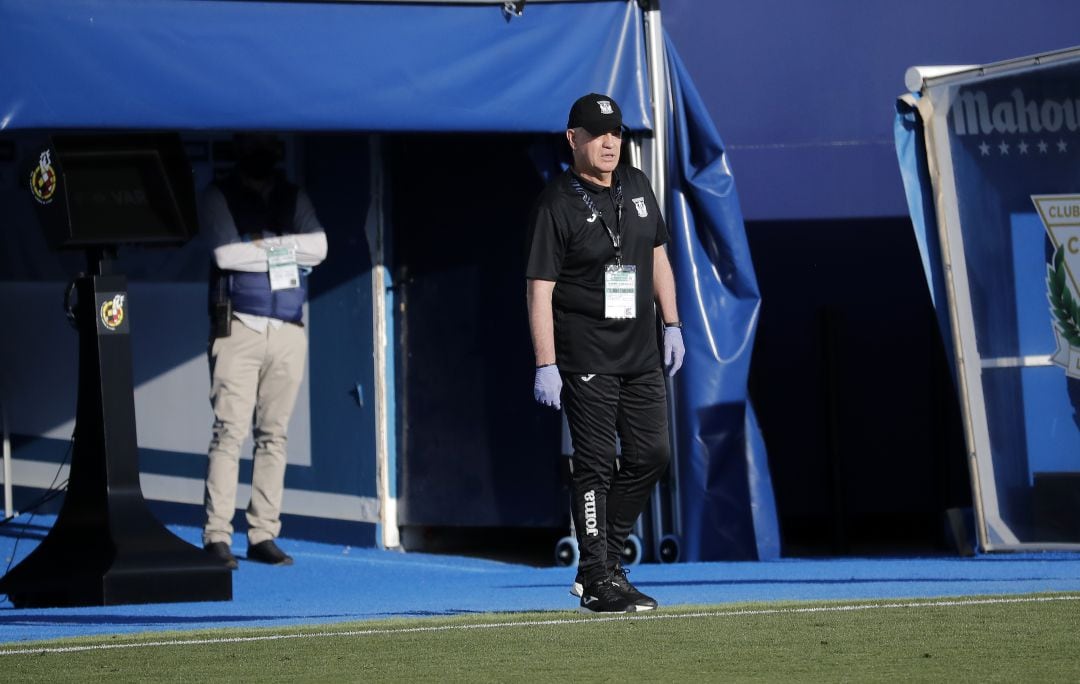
[1,594,1077,657]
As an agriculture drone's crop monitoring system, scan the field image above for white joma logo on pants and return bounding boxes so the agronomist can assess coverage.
[583,490,599,537]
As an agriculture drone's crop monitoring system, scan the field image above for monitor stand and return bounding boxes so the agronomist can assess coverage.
[0,250,232,607]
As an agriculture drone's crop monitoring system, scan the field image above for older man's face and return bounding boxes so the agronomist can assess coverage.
[568,127,622,181]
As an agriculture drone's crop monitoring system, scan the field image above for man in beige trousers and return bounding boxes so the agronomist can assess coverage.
[201,133,328,569]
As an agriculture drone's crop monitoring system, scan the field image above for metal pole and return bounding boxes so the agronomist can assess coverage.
[643,4,668,218]
[641,2,684,557]
[369,135,400,550]
[2,402,12,519]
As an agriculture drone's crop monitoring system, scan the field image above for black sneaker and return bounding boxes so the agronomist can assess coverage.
[611,566,657,610]
[579,578,635,613]
[247,540,294,566]
[204,541,238,570]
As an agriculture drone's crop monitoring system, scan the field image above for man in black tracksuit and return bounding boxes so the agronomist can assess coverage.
[526,93,685,613]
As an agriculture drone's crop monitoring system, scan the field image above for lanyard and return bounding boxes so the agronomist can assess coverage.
[570,175,624,263]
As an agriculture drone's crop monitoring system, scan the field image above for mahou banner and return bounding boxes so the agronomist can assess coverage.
[905,52,1080,550]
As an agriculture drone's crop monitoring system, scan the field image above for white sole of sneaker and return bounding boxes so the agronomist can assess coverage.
[573,583,658,610]
[577,604,655,614]
[577,606,629,614]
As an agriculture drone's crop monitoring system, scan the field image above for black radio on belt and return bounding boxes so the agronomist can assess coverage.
[210,269,232,339]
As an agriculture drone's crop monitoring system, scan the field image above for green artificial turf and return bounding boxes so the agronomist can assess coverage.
[4,594,1079,682]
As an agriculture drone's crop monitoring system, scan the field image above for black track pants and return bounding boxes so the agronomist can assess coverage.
[562,368,671,586]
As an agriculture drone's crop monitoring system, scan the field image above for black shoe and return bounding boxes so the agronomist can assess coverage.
[579,578,635,613]
[611,565,658,610]
[204,542,238,570]
[247,540,294,566]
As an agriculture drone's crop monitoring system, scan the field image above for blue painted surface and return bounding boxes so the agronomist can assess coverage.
[1010,212,1056,358]
[2,516,1079,644]
[1021,367,1080,477]
[302,135,378,500]
[663,0,1080,220]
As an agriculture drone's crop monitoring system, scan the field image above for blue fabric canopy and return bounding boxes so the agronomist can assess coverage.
[894,95,954,365]
[0,0,776,561]
[0,0,649,132]
[665,36,779,561]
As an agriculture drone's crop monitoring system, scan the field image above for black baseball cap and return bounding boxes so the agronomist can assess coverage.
[566,93,623,135]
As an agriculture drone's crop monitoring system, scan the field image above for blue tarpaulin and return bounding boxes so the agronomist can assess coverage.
[0,0,776,560]
[664,36,778,561]
[894,94,955,365]
[0,0,650,132]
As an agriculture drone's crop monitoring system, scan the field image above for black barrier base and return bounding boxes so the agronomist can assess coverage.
[0,519,233,608]
[0,270,231,608]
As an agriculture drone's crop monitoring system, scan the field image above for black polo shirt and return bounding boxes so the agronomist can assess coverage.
[525,166,669,375]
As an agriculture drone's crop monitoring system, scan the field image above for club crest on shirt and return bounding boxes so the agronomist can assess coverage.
[632,197,647,218]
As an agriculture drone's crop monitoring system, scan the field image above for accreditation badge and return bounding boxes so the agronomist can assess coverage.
[267,246,300,291]
[604,264,636,319]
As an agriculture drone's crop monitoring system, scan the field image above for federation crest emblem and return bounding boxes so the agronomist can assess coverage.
[632,197,648,218]
[100,294,126,331]
[598,100,613,115]
[1032,195,1080,379]
[30,150,57,205]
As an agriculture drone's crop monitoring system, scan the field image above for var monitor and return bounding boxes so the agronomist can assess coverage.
[30,132,198,250]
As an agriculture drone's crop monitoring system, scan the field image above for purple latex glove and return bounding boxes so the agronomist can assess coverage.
[534,365,563,410]
[663,326,685,377]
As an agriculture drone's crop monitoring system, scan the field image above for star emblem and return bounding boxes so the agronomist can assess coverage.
[1038,140,1049,154]
[998,140,1010,155]
[979,142,991,156]
[1018,140,1029,155]
[1057,139,1069,153]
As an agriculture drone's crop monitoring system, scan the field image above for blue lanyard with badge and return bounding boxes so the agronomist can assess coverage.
[570,176,635,319]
